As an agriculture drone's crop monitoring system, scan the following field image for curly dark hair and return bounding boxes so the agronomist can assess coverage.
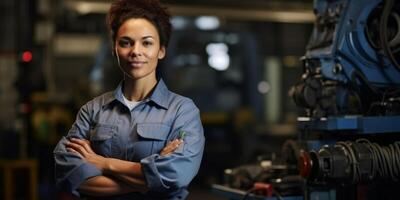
[106,0,172,48]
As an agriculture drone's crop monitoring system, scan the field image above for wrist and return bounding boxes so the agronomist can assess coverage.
[103,158,112,174]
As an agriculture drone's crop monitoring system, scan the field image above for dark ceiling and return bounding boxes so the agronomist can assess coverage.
[62,0,315,23]
[163,0,313,9]
[76,0,313,10]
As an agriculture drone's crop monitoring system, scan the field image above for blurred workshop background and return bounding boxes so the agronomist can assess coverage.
[1,0,314,199]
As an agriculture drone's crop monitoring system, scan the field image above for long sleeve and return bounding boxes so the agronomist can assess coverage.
[53,102,102,197]
[140,99,205,192]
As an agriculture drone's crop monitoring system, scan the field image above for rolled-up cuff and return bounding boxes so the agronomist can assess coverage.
[57,163,102,197]
[140,154,170,192]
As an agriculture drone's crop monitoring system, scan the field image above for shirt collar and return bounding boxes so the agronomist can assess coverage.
[101,81,123,108]
[147,79,170,109]
[103,79,170,109]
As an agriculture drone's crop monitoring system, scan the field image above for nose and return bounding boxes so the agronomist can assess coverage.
[129,43,142,56]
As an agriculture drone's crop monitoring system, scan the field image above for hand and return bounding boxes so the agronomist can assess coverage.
[160,139,183,156]
[66,138,108,171]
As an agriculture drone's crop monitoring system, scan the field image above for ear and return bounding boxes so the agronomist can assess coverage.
[158,46,166,59]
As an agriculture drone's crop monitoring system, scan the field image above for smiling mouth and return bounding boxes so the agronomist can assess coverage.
[129,61,146,68]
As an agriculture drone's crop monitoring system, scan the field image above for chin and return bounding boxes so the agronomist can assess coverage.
[122,68,156,81]
[124,72,147,80]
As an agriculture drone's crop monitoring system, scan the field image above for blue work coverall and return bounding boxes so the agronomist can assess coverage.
[53,79,205,199]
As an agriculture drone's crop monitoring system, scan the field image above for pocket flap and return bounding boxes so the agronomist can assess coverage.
[90,124,116,141]
[137,123,170,141]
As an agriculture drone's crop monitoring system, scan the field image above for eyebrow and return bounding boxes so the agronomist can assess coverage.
[119,36,155,40]
[142,36,155,40]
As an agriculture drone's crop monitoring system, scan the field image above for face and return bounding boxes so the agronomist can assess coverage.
[115,18,165,81]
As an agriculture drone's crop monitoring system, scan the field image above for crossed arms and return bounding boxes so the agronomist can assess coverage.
[66,138,183,196]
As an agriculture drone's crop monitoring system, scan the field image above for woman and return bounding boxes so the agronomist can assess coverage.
[53,0,205,199]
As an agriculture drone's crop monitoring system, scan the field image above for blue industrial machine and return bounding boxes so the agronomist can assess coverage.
[293,0,400,199]
[293,0,400,118]
[213,0,400,199]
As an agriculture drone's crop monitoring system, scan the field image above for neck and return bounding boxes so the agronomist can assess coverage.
[123,76,157,101]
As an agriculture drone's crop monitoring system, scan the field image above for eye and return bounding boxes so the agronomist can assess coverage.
[143,40,153,47]
[118,38,132,48]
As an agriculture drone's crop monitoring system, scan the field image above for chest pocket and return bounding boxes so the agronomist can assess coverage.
[90,124,116,157]
[133,123,171,159]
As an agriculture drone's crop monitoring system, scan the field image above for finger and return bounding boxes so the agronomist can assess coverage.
[66,141,88,156]
[70,138,94,154]
[169,139,183,147]
[162,145,173,153]
[169,140,182,148]
[160,144,174,156]
[83,139,91,146]
[160,150,168,156]
[66,142,85,155]
[161,140,182,156]
[160,147,175,156]
[80,139,94,153]
[70,138,87,146]
[67,148,83,158]
[168,139,180,146]
[78,139,91,146]
[163,142,176,151]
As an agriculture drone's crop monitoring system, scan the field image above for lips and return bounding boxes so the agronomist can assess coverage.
[129,61,146,68]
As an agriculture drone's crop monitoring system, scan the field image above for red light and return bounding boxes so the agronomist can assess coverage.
[22,51,33,63]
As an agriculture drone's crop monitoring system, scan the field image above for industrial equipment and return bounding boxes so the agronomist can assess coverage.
[292,0,400,118]
[293,0,400,199]
[213,0,400,199]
